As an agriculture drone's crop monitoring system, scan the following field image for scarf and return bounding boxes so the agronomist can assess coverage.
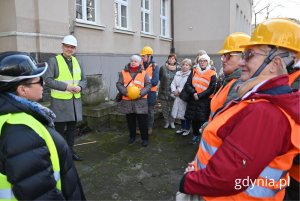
[7,93,56,127]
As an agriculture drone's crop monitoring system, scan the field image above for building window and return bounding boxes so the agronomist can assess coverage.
[115,0,128,29]
[160,0,169,37]
[76,0,96,23]
[141,0,151,33]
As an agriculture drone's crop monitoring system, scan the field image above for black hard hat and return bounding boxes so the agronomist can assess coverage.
[0,52,47,92]
[0,52,47,82]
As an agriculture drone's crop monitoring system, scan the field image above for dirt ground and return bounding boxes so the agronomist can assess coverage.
[74,120,198,200]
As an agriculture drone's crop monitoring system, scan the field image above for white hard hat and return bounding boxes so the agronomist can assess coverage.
[62,35,77,47]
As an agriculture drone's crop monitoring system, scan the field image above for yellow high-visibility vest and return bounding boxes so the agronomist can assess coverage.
[0,113,61,200]
[51,55,81,99]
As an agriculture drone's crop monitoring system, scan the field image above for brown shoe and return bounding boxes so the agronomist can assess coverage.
[136,128,140,135]
[148,128,153,135]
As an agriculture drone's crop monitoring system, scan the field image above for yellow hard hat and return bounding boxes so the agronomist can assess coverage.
[218,32,250,54]
[240,18,300,53]
[140,46,153,56]
[127,85,140,100]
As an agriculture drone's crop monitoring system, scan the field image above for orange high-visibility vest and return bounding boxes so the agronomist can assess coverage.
[288,70,300,86]
[209,79,237,121]
[192,68,216,98]
[288,70,300,183]
[121,70,147,100]
[194,99,299,200]
[145,63,158,92]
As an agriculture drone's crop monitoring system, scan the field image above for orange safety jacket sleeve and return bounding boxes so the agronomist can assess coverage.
[179,101,292,196]
[185,72,217,99]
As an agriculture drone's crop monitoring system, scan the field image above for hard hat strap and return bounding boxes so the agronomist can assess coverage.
[251,47,277,78]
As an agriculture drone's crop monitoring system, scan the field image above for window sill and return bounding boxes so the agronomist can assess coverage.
[159,36,172,41]
[75,21,106,30]
[113,28,136,35]
[140,32,157,39]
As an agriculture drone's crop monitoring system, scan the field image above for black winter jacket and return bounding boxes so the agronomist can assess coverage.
[0,93,86,200]
[184,69,217,122]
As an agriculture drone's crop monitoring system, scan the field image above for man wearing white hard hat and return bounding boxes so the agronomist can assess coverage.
[43,35,87,161]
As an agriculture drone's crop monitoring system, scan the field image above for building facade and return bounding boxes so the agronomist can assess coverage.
[0,0,251,99]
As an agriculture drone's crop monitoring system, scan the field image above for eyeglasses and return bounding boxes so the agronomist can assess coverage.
[199,60,208,63]
[23,77,44,87]
[242,49,268,62]
[221,53,242,61]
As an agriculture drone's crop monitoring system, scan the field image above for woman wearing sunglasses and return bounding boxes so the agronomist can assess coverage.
[0,52,86,200]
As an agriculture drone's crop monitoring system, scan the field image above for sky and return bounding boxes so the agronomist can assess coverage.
[252,0,300,24]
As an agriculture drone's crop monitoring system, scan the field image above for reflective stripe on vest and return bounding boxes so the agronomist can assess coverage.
[51,55,81,99]
[209,79,237,121]
[122,70,147,100]
[145,64,158,92]
[0,113,61,200]
[192,69,215,96]
[194,99,300,200]
[288,70,300,86]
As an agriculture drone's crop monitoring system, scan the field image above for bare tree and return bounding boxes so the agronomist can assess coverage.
[252,0,282,27]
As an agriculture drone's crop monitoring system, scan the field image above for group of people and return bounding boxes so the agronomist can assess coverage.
[177,18,300,201]
[0,17,299,200]
[116,46,218,146]
[116,18,300,200]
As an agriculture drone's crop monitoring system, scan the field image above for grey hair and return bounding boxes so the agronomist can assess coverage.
[197,49,207,56]
[181,58,192,67]
[131,55,142,64]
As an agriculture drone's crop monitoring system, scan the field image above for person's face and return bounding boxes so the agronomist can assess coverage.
[18,77,44,101]
[221,52,243,75]
[239,45,269,81]
[199,59,208,69]
[182,63,191,72]
[141,55,149,63]
[168,56,176,65]
[62,44,76,58]
[130,59,140,67]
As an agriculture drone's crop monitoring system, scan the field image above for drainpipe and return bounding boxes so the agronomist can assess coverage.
[170,0,175,53]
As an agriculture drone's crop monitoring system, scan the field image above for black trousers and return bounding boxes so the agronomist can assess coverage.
[126,113,148,141]
[55,121,77,152]
[192,120,205,137]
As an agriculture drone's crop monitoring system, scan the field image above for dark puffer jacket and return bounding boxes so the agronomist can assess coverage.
[184,70,217,122]
[0,93,86,200]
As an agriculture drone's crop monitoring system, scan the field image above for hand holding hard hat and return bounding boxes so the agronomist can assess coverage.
[127,85,140,100]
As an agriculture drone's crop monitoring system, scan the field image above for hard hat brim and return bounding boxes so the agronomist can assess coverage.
[0,63,48,82]
[240,41,300,53]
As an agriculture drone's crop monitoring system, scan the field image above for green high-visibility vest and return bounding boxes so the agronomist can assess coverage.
[51,55,82,99]
[0,113,61,200]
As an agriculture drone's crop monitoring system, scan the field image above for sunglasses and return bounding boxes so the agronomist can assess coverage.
[221,52,242,61]
[23,77,44,87]
[242,49,268,62]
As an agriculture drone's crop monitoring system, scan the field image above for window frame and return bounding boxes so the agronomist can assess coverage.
[76,0,98,25]
[141,0,152,34]
[160,0,170,37]
[114,0,129,30]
